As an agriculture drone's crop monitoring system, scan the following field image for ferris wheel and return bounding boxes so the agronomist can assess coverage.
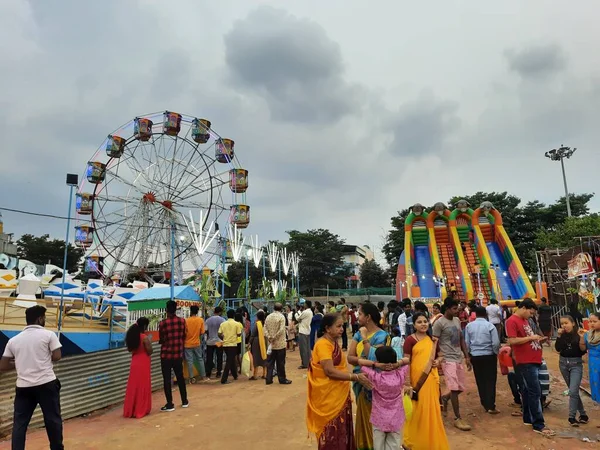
[74,111,249,280]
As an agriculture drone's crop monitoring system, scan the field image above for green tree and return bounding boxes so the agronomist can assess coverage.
[546,194,593,225]
[359,260,389,288]
[535,214,600,249]
[226,259,264,298]
[285,229,348,293]
[17,234,84,273]
[382,207,410,280]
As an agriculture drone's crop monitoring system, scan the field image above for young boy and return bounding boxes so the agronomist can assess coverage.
[391,328,404,360]
[360,346,410,450]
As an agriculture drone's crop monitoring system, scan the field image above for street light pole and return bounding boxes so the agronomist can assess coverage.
[545,145,577,217]
[58,174,79,336]
[560,157,571,217]
[245,251,250,299]
[170,219,175,303]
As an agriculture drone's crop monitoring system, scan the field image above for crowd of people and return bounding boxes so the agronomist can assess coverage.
[0,296,598,450]
[306,298,600,450]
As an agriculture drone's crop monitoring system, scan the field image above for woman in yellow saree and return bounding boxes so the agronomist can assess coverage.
[307,313,370,450]
[402,312,449,450]
[347,303,390,450]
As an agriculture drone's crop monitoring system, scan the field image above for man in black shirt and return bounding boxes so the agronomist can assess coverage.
[537,298,553,347]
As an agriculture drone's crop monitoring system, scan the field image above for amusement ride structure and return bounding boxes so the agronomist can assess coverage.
[74,111,249,283]
[0,111,255,355]
[397,200,541,306]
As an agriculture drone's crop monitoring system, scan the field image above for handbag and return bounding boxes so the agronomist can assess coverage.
[403,393,414,420]
[241,352,252,377]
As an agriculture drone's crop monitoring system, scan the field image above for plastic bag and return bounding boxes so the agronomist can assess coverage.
[403,394,413,422]
[241,352,252,377]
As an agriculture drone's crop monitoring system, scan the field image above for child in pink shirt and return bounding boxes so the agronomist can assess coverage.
[360,346,410,450]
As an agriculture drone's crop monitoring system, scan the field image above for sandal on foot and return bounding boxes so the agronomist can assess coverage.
[511,411,522,417]
[533,428,555,438]
[568,418,579,427]
[441,397,449,416]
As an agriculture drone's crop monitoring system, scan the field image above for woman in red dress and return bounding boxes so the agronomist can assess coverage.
[123,317,153,418]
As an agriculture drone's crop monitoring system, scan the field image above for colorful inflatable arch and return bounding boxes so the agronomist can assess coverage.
[396,200,536,306]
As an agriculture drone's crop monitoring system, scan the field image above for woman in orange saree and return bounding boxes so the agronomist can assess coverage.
[307,313,370,450]
[402,312,449,450]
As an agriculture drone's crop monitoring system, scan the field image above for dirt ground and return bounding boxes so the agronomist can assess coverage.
[1,348,599,450]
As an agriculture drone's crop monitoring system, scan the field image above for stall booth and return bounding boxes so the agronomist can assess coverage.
[127,286,201,336]
[127,285,203,379]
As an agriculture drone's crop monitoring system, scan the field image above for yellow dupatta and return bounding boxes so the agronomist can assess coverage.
[306,338,350,440]
[256,320,267,360]
[404,336,449,450]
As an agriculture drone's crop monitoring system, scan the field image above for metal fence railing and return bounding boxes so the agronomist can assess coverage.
[550,305,567,338]
[0,343,163,438]
[312,287,396,297]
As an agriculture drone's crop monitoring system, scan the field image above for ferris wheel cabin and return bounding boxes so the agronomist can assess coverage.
[134,118,153,141]
[163,111,182,136]
[106,135,126,158]
[230,204,250,229]
[76,193,93,215]
[229,169,248,193]
[75,225,94,248]
[216,138,234,163]
[191,118,211,144]
[86,162,106,184]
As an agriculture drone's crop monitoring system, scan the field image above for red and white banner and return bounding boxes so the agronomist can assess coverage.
[567,252,595,279]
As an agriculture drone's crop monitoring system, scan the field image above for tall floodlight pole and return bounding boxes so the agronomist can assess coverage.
[58,173,79,336]
[545,145,577,217]
[245,249,252,299]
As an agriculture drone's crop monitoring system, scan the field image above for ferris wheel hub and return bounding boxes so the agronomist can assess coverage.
[142,192,157,203]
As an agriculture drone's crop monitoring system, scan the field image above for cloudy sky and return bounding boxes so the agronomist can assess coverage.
[1,0,599,267]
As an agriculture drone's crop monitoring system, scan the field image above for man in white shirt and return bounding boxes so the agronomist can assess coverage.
[0,305,63,450]
[294,300,313,369]
[485,299,503,339]
[397,299,413,342]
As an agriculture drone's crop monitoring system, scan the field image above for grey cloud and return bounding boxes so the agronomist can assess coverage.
[224,6,362,124]
[150,50,192,102]
[505,44,566,79]
[386,95,460,157]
